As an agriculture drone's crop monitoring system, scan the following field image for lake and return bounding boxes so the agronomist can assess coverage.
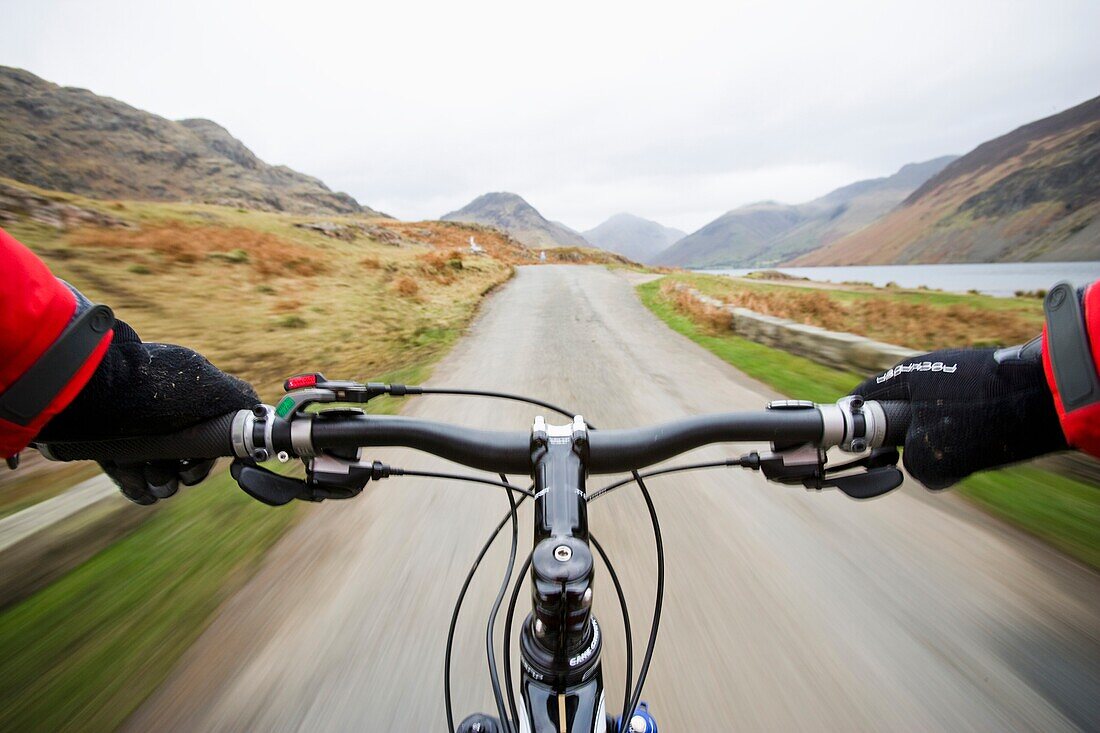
[701,262,1100,297]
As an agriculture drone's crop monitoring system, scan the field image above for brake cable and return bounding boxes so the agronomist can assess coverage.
[412,388,593,426]
[486,474,520,732]
[591,534,633,727]
[396,469,534,498]
[625,471,664,726]
[588,458,751,502]
[444,479,531,733]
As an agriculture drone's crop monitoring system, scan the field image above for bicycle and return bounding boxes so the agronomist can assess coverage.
[36,373,911,732]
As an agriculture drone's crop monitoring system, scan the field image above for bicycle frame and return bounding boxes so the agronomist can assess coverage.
[516,415,606,732]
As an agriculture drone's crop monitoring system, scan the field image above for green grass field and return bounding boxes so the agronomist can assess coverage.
[638,279,1100,571]
[0,468,296,732]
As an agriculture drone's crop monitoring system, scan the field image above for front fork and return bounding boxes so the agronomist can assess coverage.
[457,693,657,733]
[517,672,606,733]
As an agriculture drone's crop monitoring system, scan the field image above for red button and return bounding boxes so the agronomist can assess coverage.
[285,374,318,390]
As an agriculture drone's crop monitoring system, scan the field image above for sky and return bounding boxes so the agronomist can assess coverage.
[3,0,1099,233]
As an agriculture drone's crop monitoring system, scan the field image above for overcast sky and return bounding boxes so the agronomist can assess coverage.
[4,0,1099,232]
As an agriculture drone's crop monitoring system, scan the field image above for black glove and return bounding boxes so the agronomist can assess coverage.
[36,319,258,504]
[849,339,1067,489]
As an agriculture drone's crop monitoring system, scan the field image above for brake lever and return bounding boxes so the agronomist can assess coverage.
[230,449,393,506]
[231,459,309,506]
[755,445,903,500]
[819,466,904,499]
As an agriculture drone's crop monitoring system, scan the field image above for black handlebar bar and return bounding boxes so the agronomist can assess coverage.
[586,412,824,473]
[310,416,532,474]
[38,401,913,473]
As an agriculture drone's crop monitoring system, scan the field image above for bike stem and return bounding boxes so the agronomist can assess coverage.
[519,416,607,731]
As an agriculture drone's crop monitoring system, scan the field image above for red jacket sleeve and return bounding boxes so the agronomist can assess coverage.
[0,227,113,457]
[1042,281,1100,459]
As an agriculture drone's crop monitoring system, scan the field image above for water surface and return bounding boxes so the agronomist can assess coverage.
[702,262,1100,297]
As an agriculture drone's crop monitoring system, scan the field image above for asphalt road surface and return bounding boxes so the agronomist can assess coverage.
[127,265,1100,732]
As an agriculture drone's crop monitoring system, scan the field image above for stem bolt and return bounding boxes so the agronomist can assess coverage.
[554,545,572,562]
[252,448,269,462]
[850,439,867,453]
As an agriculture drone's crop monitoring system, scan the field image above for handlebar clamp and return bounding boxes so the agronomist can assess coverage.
[819,396,887,453]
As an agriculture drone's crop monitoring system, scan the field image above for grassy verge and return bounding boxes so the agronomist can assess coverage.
[639,279,1100,571]
[665,271,1043,350]
[637,280,862,402]
[0,469,296,732]
[960,467,1100,569]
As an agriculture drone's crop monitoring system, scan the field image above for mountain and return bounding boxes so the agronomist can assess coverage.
[0,66,383,217]
[652,202,805,268]
[653,156,957,268]
[582,213,685,263]
[794,96,1100,265]
[762,156,960,265]
[441,192,589,249]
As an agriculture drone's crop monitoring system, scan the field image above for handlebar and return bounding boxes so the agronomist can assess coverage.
[39,412,238,463]
[880,400,910,446]
[37,400,912,474]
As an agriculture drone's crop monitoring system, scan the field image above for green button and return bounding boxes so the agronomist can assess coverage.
[275,396,295,418]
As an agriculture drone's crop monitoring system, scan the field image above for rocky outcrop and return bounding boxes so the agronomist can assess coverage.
[294,221,406,244]
[0,181,130,230]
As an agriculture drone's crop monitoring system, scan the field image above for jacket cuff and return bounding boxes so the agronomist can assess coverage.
[0,229,114,457]
[1042,282,1100,458]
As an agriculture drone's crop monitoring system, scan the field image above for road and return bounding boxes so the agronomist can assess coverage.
[127,265,1100,732]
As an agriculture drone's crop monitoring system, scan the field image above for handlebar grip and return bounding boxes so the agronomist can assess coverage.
[38,412,239,463]
[878,401,911,447]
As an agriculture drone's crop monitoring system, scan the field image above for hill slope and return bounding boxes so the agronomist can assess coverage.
[794,96,1100,265]
[653,202,805,268]
[763,156,958,264]
[654,157,956,267]
[582,213,685,263]
[0,66,382,217]
[441,192,588,249]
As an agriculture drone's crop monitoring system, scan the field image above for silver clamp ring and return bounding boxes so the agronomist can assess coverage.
[863,401,887,449]
[291,415,315,458]
[231,409,253,458]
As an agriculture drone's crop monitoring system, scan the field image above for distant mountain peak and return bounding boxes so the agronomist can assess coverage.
[583,213,685,263]
[441,192,588,249]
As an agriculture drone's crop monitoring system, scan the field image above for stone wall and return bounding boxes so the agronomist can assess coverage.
[671,283,919,373]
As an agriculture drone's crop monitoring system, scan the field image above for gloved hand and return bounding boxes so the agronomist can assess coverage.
[36,319,258,504]
[850,338,1067,489]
